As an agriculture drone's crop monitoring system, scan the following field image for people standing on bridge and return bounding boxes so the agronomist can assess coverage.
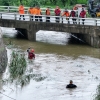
[19,4,25,20]
[62,8,70,24]
[34,6,42,22]
[79,8,86,25]
[45,7,50,22]
[54,6,61,23]
[37,6,42,22]
[32,6,38,21]
[28,6,34,21]
[70,9,77,24]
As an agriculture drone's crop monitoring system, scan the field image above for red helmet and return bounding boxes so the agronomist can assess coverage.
[31,49,34,52]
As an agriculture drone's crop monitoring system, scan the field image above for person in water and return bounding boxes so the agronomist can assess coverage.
[66,80,77,88]
[27,48,35,62]
[27,47,31,53]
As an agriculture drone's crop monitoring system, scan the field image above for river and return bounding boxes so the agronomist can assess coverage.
[0,27,100,100]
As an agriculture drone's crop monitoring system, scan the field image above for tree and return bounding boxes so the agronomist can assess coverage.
[60,0,66,6]
[1,0,10,6]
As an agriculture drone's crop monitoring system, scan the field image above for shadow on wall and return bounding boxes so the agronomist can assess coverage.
[68,33,88,45]
[15,28,28,39]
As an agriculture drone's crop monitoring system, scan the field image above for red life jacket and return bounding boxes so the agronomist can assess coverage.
[71,10,76,17]
[28,52,35,59]
[46,9,50,15]
[80,10,86,18]
[55,9,61,16]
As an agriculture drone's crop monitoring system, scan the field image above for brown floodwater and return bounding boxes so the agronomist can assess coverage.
[1,30,100,100]
[5,38,100,58]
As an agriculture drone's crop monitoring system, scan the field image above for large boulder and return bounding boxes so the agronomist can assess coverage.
[0,28,7,73]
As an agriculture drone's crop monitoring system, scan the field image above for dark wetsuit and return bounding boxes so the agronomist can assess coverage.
[27,48,30,53]
[66,84,77,88]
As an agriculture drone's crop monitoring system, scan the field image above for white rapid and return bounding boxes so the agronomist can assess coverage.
[36,30,70,45]
[1,52,100,100]
[0,27,17,38]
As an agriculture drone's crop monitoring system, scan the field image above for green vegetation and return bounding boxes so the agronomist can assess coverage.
[0,0,87,8]
[95,85,100,100]
[2,49,46,87]
[2,39,46,87]
[9,51,27,79]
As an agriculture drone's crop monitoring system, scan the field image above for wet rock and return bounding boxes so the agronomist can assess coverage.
[88,70,90,73]
[95,76,98,79]
[76,65,84,67]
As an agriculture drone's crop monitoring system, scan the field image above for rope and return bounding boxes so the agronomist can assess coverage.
[0,91,16,100]
[70,33,85,43]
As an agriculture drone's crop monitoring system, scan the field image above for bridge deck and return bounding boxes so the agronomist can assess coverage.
[0,12,100,26]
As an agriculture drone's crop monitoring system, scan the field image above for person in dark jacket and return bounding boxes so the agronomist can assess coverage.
[66,80,77,88]
[54,6,61,23]
[27,47,31,53]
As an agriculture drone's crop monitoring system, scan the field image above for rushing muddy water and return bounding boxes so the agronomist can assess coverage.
[0,28,100,100]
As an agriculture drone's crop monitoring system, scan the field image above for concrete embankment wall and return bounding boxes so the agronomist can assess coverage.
[0,28,7,73]
[83,34,100,48]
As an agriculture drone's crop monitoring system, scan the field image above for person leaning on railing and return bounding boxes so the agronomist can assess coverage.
[34,6,42,22]
[45,7,50,22]
[37,6,42,22]
[28,6,34,21]
[79,8,86,25]
[54,6,61,23]
[32,6,38,21]
[70,8,77,24]
[18,4,25,20]
[61,8,70,24]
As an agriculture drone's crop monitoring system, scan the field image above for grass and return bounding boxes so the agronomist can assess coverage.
[2,49,47,87]
[2,38,47,87]
[9,50,27,79]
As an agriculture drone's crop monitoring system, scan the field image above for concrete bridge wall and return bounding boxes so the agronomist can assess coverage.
[0,19,100,48]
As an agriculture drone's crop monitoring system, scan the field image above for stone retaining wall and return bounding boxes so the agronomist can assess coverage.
[0,28,7,73]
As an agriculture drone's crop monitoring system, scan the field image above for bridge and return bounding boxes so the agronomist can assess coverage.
[0,6,100,48]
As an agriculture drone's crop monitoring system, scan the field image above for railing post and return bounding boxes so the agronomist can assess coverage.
[45,15,46,22]
[77,17,80,24]
[33,15,34,21]
[29,14,31,21]
[94,19,97,26]
[8,6,10,12]
[61,17,63,23]
[0,13,2,19]
[14,13,16,20]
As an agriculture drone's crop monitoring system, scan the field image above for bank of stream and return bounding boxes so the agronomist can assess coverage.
[0,28,100,100]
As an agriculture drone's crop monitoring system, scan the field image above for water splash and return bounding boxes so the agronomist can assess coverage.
[36,30,70,45]
[1,27,17,38]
